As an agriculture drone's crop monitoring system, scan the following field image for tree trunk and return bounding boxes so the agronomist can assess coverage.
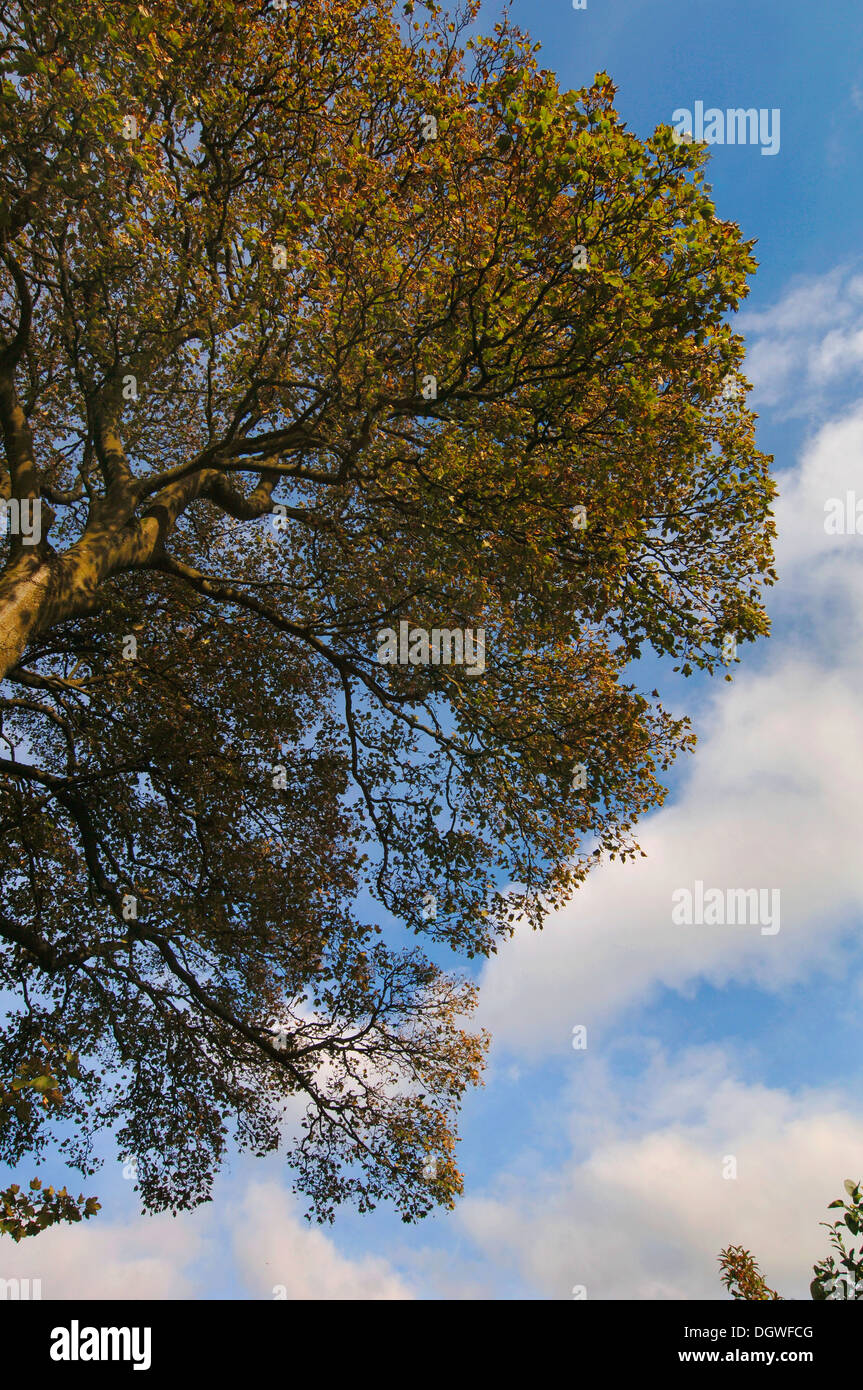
[0,552,54,682]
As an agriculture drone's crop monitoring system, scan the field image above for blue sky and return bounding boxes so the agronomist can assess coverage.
[6,0,863,1300]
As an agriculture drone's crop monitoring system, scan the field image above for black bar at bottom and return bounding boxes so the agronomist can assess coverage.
[3,1296,852,1375]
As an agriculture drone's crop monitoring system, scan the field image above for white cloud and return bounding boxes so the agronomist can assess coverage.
[737,268,863,410]
[0,1172,414,1300]
[458,1049,863,1299]
[229,1180,414,1300]
[477,654,863,1053]
[0,1208,211,1299]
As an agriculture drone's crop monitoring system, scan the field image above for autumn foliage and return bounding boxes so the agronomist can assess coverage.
[0,0,774,1226]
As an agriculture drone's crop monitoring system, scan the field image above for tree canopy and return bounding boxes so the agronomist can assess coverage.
[0,0,775,1227]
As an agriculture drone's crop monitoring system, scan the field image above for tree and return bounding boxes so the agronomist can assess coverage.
[0,1043,100,1239]
[810,1180,863,1300]
[718,1247,782,1301]
[719,1180,863,1300]
[0,0,775,1226]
